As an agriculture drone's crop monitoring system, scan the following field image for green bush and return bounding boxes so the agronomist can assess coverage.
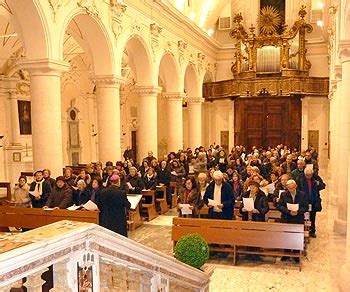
[174,234,209,269]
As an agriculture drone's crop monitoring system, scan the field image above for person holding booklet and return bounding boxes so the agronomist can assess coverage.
[29,170,52,208]
[240,180,269,222]
[177,177,200,217]
[126,167,144,194]
[72,180,91,206]
[277,179,308,225]
[203,170,234,220]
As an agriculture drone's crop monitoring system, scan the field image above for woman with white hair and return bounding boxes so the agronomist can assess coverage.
[72,179,91,206]
[126,167,144,194]
[203,170,234,220]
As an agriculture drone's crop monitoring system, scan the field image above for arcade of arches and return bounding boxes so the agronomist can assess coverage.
[0,0,350,290]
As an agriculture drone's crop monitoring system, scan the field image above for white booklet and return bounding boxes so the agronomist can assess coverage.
[208,199,220,207]
[83,200,98,211]
[67,205,81,211]
[287,203,299,212]
[179,204,193,215]
[127,195,142,210]
[243,197,254,212]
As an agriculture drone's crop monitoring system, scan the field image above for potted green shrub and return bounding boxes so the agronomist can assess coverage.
[174,234,209,269]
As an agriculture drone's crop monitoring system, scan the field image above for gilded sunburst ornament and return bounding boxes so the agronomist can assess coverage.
[258,5,282,35]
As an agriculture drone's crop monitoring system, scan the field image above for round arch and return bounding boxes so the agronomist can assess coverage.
[158,53,181,92]
[59,11,115,76]
[184,64,200,97]
[6,0,49,59]
[202,70,214,84]
[117,34,153,86]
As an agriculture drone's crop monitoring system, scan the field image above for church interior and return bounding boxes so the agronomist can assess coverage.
[0,0,350,291]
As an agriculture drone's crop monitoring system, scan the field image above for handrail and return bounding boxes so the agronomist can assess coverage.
[0,220,212,291]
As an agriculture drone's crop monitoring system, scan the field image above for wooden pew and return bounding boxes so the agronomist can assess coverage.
[128,204,143,231]
[0,182,11,203]
[172,217,304,270]
[156,185,169,214]
[170,181,178,208]
[141,190,158,221]
[0,206,99,230]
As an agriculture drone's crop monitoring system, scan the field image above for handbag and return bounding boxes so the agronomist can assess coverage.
[314,197,322,212]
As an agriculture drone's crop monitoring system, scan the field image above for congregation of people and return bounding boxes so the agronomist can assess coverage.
[10,143,325,242]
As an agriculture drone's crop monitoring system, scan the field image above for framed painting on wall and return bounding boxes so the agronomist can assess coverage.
[17,100,32,135]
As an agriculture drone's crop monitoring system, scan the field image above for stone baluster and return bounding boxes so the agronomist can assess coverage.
[0,279,23,292]
[49,260,73,292]
[100,262,113,292]
[24,268,48,292]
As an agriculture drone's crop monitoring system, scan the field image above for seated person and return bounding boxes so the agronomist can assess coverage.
[29,170,52,208]
[266,171,279,202]
[74,169,91,186]
[11,175,31,208]
[273,173,290,205]
[281,154,297,174]
[240,180,269,222]
[203,170,234,220]
[102,166,114,188]
[170,160,186,186]
[44,176,73,209]
[197,172,208,210]
[63,167,76,187]
[89,177,102,203]
[143,167,157,191]
[72,180,91,206]
[43,169,56,189]
[177,177,200,217]
[126,167,144,194]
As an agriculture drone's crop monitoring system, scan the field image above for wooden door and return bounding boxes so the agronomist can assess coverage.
[234,96,301,150]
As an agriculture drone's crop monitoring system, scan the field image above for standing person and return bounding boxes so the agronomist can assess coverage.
[11,175,31,208]
[96,175,131,237]
[43,169,56,189]
[157,160,172,206]
[203,170,234,220]
[177,177,200,217]
[29,170,51,208]
[302,168,326,238]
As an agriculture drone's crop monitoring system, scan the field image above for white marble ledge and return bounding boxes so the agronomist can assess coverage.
[0,220,212,289]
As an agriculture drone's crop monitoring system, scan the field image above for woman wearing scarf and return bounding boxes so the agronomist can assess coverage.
[72,180,91,206]
[29,170,52,208]
[177,177,200,218]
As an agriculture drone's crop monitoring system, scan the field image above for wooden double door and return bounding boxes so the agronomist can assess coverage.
[234,96,301,150]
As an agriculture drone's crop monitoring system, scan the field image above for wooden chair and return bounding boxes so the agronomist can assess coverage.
[156,185,169,214]
[141,190,158,221]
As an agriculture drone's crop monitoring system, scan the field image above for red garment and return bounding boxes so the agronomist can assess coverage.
[307,178,312,194]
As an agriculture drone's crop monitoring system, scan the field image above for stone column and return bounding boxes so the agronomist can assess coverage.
[20,59,69,177]
[187,97,203,149]
[163,92,184,152]
[329,82,338,205]
[94,76,124,164]
[334,43,350,235]
[301,97,309,151]
[134,86,161,161]
[8,90,21,145]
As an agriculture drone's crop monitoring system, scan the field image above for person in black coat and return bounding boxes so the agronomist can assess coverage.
[240,180,269,222]
[277,179,308,225]
[29,170,52,208]
[126,167,144,194]
[203,170,234,220]
[302,168,326,237]
[143,167,157,190]
[96,174,131,237]
[72,179,91,206]
[231,172,244,201]
[157,160,172,206]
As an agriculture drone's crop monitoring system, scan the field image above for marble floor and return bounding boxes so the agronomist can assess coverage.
[129,167,346,292]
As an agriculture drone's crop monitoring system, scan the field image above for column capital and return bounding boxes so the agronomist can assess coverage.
[339,40,350,63]
[19,58,70,75]
[133,85,162,96]
[187,96,204,104]
[92,75,125,88]
[163,92,185,101]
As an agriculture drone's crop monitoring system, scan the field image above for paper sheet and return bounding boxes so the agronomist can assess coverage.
[189,165,194,174]
[29,191,39,197]
[278,190,284,200]
[179,204,193,215]
[67,205,81,211]
[72,186,78,191]
[208,199,220,207]
[126,182,133,190]
[127,195,142,210]
[306,164,314,170]
[219,158,225,163]
[82,200,98,211]
[43,208,55,211]
[267,183,275,194]
[287,203,299,212]
[243,197,254,212]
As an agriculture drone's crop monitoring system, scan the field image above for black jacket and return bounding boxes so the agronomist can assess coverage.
[126,175,144,194]
[204,181,234,220]
[277,190,308,224]
[143,175,157,190]
[240,190,269,222]
[156,169,171,186]
[96,186,131,236]
[29,180,52,208]
[302,175,326,208]
[72,188,91,206]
